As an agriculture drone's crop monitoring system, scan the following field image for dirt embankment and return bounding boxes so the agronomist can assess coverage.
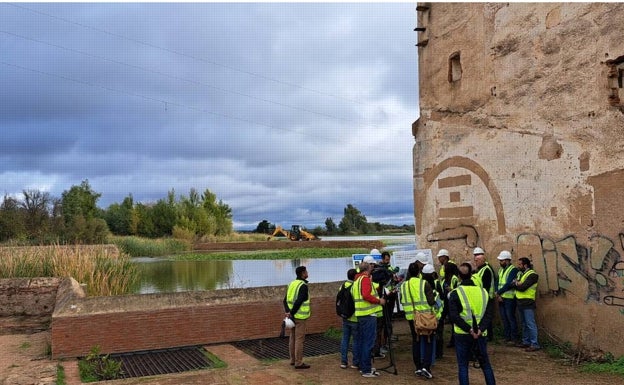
[193,240,385,252]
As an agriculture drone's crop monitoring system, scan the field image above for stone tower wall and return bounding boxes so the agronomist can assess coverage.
[413,2,624,355]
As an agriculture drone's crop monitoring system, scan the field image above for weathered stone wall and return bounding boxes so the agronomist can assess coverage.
[0,278,61,334]
[50,281,342,359]
[414,3,624,355]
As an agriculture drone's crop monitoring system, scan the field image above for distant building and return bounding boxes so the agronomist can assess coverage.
[413,2,624,355]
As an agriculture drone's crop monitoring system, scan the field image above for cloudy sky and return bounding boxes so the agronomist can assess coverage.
[0,2,419,230]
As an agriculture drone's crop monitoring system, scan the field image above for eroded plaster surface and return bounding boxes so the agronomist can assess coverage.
[414,2,624,355]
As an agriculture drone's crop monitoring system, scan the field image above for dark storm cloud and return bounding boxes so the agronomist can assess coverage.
[0,2,418,229]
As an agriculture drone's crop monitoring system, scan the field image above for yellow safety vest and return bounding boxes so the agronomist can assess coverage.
[470,274,482,288]
[453,285,488,335]
[497,265,516,299]
[352,275,382,317]
[399,277,431,321]
[475,263,496,299]
[373,282,383,317]
[515,269,537,300]
[286,280,310,320]
[433,291,444,320]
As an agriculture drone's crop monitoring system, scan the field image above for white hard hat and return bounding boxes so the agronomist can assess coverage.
[437,249,449,258]
[415,252,428,263]
[370,248,380,255]
[363,255,376,264]
[284,317,295,329]
[473,247,485,255]
[497,250,512,260]
[422,264,435,274]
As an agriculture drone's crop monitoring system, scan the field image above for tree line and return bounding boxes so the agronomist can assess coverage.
[0,180,233,244]
[255,203,415,236]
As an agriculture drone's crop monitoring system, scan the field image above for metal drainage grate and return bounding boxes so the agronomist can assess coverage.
[232,334,340,360]
[108,345,216,379]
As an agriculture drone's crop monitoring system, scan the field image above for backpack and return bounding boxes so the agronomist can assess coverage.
[336,282,355,319]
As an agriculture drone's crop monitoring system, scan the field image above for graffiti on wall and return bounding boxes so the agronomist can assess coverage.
[516,233,623,306]
[426,225,624,310]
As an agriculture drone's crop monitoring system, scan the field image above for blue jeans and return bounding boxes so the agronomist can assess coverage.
[519,307,539,348]
[341,319,360,366]
[498,298,518,341]
[455,334,496,385]
[408,320,434,370]
[357,315,377,374]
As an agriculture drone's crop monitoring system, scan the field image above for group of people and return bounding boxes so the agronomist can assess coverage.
[282,246,540,383]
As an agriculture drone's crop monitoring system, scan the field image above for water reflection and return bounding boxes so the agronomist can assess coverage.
[132,235,417,294]
[132,257,356,294]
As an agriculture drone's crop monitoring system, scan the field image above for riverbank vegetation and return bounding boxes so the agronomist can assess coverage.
[173,247,369,260]
[0,181,234,245]
[1,180,413,250]
[0,244,138,296]
[109,232,270,257]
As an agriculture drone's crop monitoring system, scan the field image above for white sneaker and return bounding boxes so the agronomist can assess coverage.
[362,370,380,378]
[415,369,423,375]
[421,368,433,379]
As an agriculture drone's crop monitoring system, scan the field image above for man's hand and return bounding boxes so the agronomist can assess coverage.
[469,328,482,339]
[379,298,386,306]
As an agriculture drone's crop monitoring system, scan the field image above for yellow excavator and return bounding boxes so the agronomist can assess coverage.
[268,225,320,241]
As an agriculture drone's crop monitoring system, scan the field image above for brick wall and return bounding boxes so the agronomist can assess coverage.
[51,280,342,359]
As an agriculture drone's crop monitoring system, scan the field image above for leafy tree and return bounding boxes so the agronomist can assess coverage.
[311,226,325,237]
[104,195,134,235]
[324,217,337,234]
[338,204,368,234]
[134,203,156,237]
[255,220,273,234]
[201,189,232,236]
[61,180,101,223]
[150,197,177,237]
[20,189,52,239]
[0,195,26,242]
[60,180,109,243]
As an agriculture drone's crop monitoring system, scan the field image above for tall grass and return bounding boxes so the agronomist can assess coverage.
[0,245,138,296]
[197,232,272,243]
[110,236,190,257]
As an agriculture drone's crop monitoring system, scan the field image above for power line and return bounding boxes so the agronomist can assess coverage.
[0,60,336,141]
[6,2,366,106]
[3,3,412,137]
[0,29,380,130]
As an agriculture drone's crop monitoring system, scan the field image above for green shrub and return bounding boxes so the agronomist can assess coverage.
[56,364,66,385]
[324,326,342,340]
[581,355,624,376]
[78,346,124,382]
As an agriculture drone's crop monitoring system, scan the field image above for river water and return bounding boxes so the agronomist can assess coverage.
[131,235,416,294]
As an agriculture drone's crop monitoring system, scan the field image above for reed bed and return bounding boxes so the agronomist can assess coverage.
[0,244,138,296]
[110,236,190,257]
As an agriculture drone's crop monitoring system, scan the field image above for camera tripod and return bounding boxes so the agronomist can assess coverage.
[376,295,398,375]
